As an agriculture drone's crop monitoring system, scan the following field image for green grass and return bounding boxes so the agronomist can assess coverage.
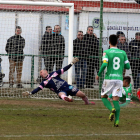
[0,98,139,140]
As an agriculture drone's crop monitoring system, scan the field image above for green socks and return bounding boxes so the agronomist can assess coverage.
[113,100,120,122]
[102,98,120,123]
[102,98,113,111]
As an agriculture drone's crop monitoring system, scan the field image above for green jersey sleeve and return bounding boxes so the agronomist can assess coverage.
[98,51,108,77]
[102,52,108,63]
[124,52,130,69]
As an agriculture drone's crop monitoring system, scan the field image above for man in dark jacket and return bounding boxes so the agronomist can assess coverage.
[52,25,65,70]
[73,31,87,89]
[129,32,140,89]
[5,26,25,88]
[83,26,100,88]
[117,34,131,59]
[40,26,53,73]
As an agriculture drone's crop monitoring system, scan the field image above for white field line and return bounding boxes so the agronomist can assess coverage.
[0,133,140,137]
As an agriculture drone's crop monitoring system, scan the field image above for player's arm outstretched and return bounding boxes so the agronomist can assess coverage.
[119,92,140,107]
[131,95,140,102]
[119,100,130,107]
[96,52,108,80]
[124,52,130,70]
[22,57,79,97]
[22,82,45,97]
[55,57,79,75]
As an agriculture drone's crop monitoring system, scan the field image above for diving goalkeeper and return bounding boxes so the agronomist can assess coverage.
[108,76,140,106]
[22,57,95,105]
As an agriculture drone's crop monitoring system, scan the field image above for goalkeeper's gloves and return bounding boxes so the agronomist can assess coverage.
[71,57,79,65]
[22,91,32,97]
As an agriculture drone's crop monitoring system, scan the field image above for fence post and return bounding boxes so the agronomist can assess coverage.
[99,0,103,98]
[31,55,34,88]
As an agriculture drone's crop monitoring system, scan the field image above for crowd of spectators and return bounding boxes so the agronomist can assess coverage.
[4,25,140,89]
[73,26,101,89]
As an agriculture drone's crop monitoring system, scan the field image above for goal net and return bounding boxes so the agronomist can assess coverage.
[0,1,74,99]
[0,0,139,100]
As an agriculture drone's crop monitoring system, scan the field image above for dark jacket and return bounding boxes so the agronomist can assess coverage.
[40,31,52,56]
[83,34,100,59]
[73,38,86,59]
[52,33,65,58]
[117,42,131,59]
[5,35,25,61]
[129,39,140,58]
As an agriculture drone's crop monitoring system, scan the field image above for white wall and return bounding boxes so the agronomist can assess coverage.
[18,12,40,82]
[0,12,78,82]
[0,11,78,83]
[0,12,15,82]
[79,12,89,34]
[87,12,140,50]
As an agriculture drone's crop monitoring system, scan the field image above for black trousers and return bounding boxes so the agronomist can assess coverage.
[86,58,99,86]
[44,57,63,73]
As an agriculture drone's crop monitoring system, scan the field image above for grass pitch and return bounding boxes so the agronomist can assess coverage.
[0,98,140,140]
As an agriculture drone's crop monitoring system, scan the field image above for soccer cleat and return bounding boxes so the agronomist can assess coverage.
[114,120,119,127]
[109,108,116,121]
[64,97,73,102]
[90,101,95,105]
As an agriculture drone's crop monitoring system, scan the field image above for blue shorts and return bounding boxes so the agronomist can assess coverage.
[58,85,79,96]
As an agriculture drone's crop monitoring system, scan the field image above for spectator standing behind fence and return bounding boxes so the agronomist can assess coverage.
[116,31,125,40]
[73,31,87,89]
[83,26,100,88]
[129,32,140,89]
[108,31,125,49]
[5,26,25,88]
[117,34,131,59]
[51,25,65,71]
[40,26,53,73]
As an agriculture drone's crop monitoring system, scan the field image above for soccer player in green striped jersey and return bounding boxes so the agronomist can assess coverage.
[96,34,130,127]
[108,76,140,107]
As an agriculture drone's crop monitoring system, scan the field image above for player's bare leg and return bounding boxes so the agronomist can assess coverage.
[58,92,73,102]
[76,91,95,105]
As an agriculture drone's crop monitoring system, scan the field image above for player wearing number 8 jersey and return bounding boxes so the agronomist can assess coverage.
[96,34,130,127]
[102,46,129,80]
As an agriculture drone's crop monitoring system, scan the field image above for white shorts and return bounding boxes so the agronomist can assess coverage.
[101,80,123,97]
